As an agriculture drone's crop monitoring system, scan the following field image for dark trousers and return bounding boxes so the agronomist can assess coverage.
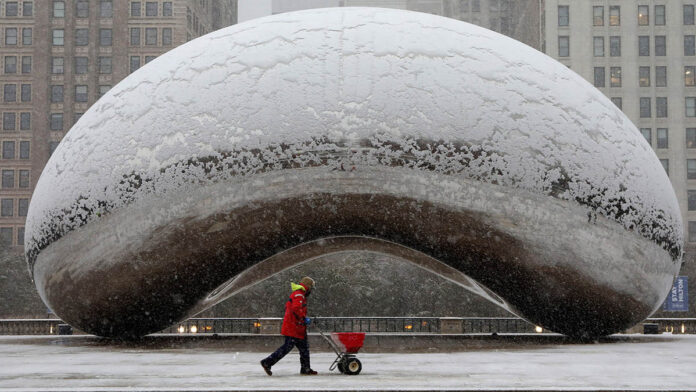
[262,336,310,371]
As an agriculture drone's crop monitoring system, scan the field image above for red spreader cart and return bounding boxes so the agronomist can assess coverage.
[318,330,365,375]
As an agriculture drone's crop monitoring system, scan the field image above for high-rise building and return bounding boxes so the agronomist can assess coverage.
[0,1,237,249]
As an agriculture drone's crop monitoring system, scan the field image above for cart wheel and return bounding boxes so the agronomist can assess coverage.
[344,358,362,375]
[337,361,346,374]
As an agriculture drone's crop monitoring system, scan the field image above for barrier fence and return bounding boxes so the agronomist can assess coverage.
[1,317,695,336]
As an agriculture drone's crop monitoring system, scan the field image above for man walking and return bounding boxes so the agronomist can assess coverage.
[260,276,317,376]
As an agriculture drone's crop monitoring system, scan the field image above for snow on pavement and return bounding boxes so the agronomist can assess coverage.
[1,334,695,391]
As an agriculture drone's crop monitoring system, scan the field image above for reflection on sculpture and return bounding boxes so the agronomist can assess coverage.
[26,8,682,339]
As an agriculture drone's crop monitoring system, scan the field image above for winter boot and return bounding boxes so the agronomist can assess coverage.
[301,368,318,375]
[260,360,272,376]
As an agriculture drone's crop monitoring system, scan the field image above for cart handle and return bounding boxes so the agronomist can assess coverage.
[311,320,342,355]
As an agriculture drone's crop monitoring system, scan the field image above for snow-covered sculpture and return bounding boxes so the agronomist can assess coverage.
[26,8,682,338]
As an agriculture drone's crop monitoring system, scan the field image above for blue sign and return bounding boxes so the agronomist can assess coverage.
[663,276,688,312]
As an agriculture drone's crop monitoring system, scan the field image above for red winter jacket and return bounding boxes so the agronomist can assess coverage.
[281,283,309,339]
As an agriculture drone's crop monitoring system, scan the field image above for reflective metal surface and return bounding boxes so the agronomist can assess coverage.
[32,167,678,338]
[26,8,682,339]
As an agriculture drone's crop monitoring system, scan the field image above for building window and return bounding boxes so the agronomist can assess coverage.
[660,159,669,175]
[5,2,18,16]
[100,29,112,46]
[609,36,621,57]
[5,28,17,45]
[558,36,569,57]
[20,112,30,130]
[609,67,621,87]
[687,67,696,86]
[51,85,63,102]
[21,2,32,17]
[1,199,13,217]
[639,36,650,56]
[2,113,15,130]
[130,28,141,45]
[4,84,16,102]
[655,5,665,25]
[146,1,157,16]
[686,5,695,25]
[146,28,157,45]
[4,56,17,74]
[688,97,696,117]
[688,128,696,149]
[0,228,12,246]
[74,113,83,123]
[20,84,30,102]
[100,0,113,18]
[49,141,60,155]
[558,6,569,26]
[21,56,31,74]
[639,66,650,87]
[1,170,13,188]
[17,227,24,245]
[50,113,63,131]
[656,66,667,87]
[594,67,605,87]
[689,159,696,179]
[611,97,622,110]
[18,199,28,217]
[609,5,620,26]
[593,6,604,26]
[53,29,64,46]
[689,191,696,210]
[686,35,695,56]
[2,141,15,159]
[641,128,652,146]
[593,37,604,57]
[656,128,668,147]
[640,97,651,117]
[163,2,172,17]
[638,5,649,25]
[145,56,157,64]
[98,57,112,74]
[75,28,88,46]
[655,36,666,56]
[98,85,111,98]
[131,2,141,16]
[75,57,88,74]
[75,85,88,103]
[162,28,172,46]
[53,1,65,17]
[19,141,29,159]
[51,57,64,74]
[18,170,29,188]
[76,0,89,18]
[130,56,141,73]
[22,28,31,45]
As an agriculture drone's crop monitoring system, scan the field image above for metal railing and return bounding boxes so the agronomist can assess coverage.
[0,319,63,335]
[2,317,696,336]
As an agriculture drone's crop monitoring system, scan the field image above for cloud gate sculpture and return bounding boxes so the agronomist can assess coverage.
[26,8,682,339]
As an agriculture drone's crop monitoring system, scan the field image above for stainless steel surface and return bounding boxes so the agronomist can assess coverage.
[31,167,679,338]
[25,8,682,339]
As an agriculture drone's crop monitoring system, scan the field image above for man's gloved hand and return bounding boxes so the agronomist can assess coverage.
[304,317,311,326]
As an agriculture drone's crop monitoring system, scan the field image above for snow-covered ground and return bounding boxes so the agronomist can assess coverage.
[1,334,695,391]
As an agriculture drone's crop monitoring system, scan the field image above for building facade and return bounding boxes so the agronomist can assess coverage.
[0,0,237,249]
